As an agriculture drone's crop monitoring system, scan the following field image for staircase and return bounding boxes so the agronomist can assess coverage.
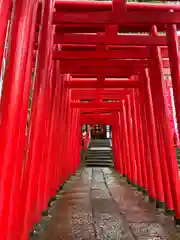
[85,139,114,167]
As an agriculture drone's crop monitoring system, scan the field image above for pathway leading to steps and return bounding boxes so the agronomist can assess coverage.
[33,168,180,240]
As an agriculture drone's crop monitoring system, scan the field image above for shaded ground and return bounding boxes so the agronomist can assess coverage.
[32,168,180,240]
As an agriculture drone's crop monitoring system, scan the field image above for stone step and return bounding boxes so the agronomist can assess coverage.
[85,163,114,167]
[88,152,111,154]
[86,158,113,161]
[91,140,110,142]
[87,151,112,154]
[87,153,112,156]
[87,150,112,153]
[87,158,113,160]
[90,145,110,148]
[86,159,113,165]
[86,158,113,162]
[90,143,110,147]
[87,156,112,160]
[87,152,112,155]
[86,162,113,166]
[85,140,114,168]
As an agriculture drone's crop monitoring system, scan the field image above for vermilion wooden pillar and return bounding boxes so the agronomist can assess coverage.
[73,109,81,172]
[70,107,78,174]
[77,119,82,169]
[50,68,64,198]
[112,113,121,172]
[58,89,66,183]
[57,79,69,186]
[60,79,69,184]
[71,108,77,173]
[117,112,126,175]
[64,98,70,176]
[61,82,72,182]
[154,122,174,212]
[37,59,59,215]
[149,27,174,212]
[0,1,38,239]
[134,89,148,192]
[38,16,56,220]
[34,25,56,219]
[166,24,180,138]
[140,70,164,205]
[58,77,69,186]
[116,114,123,172]
[52,78,65,193]
[121,100,132,182]
[35,66,53,218]
[111,123,117,169]
[70,109,74,173]
[7,4,39,238]
[139,82,156,200]
[42,63,62,209]
[64,88,71,180]
[19,0,55,239]
[76,124,80,168]
[119,111,128,177]
[125,96,137,184]
[130,89,143,189]
[78,120,82,167]
[54,76,64,188]
[67,106,74,174]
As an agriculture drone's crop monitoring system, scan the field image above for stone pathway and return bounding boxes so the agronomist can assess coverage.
[33,168,180,240]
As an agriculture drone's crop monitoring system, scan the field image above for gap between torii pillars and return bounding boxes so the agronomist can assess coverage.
[166,24,180,141]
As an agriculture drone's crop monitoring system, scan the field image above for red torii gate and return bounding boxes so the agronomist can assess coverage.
[0,0,180,239]
[54,0,180,225]
[80,114,113,125]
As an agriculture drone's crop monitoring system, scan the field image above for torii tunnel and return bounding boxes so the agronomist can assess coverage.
[1,0,180,239]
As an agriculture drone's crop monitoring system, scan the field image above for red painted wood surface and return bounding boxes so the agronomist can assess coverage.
[0,0,180,238]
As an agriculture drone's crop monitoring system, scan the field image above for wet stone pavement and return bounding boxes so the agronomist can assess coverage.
[32,168,180,240]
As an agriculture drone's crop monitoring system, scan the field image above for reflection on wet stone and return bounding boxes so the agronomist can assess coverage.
[33,167,180,240]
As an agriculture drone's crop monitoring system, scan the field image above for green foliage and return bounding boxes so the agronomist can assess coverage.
[28,87,33,110]
[82,125,86,132]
